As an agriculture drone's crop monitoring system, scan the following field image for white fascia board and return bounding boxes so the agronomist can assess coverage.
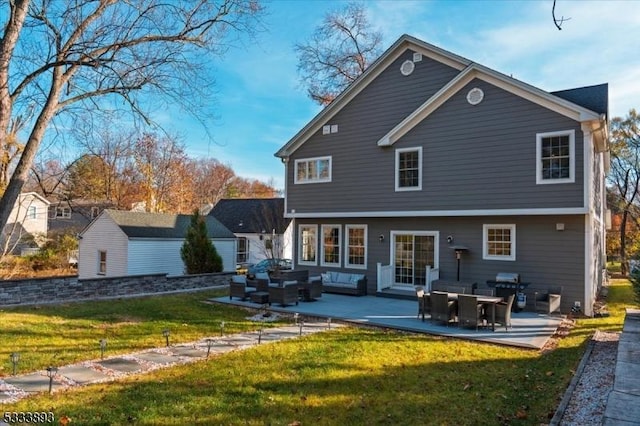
[284,207,588,219]
[377,63,602,147]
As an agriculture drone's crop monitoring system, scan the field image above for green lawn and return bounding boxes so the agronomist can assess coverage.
[1,281,636,425]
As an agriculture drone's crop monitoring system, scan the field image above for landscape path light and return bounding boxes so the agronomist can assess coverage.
[10,352,20,376]
[99,339,107,360]
[162,329,170,347]
[46,366,58,394]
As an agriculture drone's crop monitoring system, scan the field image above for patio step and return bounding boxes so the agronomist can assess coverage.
[376,289,415,301]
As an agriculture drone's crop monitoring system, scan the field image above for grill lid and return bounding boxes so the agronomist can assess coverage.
[495,272,520,283]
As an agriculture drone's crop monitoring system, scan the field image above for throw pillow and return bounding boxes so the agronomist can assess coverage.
[321,273,330,284]
[231,275,247,284]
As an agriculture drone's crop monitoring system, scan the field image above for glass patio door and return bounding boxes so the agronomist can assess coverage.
[393,232,436,287]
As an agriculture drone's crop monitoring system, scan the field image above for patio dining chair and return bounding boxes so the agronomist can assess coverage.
[430,291,456,326]
[495,294,515,332]
[457,294,483,330]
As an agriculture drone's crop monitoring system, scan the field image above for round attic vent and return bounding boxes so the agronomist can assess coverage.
[400,60,415,76]
[467,88,484,105]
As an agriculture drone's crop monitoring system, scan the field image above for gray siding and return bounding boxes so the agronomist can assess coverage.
[293,215,586,315]
[286,56,585,214]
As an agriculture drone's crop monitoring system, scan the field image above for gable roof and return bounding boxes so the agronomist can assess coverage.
[100,209,235,239]
[209,198,290,234]
[275,34,606,157]
[19,192,50,206]
[551,83,609,117]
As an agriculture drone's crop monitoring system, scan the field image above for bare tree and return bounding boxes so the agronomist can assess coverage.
[552,0,571,30]
[294,2,382,106]
[0,0,263,235]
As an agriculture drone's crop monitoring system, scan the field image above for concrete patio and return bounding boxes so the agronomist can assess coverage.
[212,293,564,350]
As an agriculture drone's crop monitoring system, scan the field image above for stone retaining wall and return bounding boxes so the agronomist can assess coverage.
[0,273,232,307]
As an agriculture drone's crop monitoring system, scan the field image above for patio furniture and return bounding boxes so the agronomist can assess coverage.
[298,279,323,301]
[431,280,474,294]
[457,294,483,330]
[268,280,299,307]
[430,291,457,326]
[415,286,428,319]
[473,288,495,296]
[320,271,367,296]
[534,286,562,314]
[250,291,269,304]
[229,275,257,301]
[495,294,515,331]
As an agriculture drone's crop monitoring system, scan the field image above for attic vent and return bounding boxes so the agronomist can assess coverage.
[400,60,415,76]
[413,53,422,62]
[466,88,484,105]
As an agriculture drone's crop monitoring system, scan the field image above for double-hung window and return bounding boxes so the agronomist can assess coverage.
[98,250,107,275]
[321,225,341,267]
[345,225,367,269]
[536,130,575,184]
[56,207,71,218]
[395,147,422,191]
[295,156,332,184]
[299,225,317,265]
[27,206,37,220]
[237,237,249,263]
[483,224,516,261]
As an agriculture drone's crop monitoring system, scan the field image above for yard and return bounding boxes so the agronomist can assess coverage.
[0,280,635,425]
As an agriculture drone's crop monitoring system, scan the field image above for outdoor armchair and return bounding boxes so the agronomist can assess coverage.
[534,286,562,314]
[268,280,299,307]
[229,275,257,301]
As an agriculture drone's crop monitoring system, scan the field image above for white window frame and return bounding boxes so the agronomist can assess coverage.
[536,130,575,184]
[56,206,71,218]
[321,225,341,267]
[395,147,422,191]
[298,224,318,266]
[237,237,249,264]
[294,156,332,184]
[345,224,367,269]
[27,206,37,220]
[483,224,516,261]
[98,250,107,275]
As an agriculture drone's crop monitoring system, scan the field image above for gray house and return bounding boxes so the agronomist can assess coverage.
[275,34,609,316]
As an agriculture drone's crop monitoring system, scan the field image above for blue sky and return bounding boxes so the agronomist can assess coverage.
[158,0,640,190]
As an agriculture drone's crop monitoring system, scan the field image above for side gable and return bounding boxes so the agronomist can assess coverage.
[210,198,290,234]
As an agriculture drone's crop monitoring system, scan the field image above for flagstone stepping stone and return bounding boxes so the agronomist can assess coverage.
[58,365,111,385]
[97,358,146,373]
[135,352,180,365]
[168,347,207,358]
[3,373,62,393]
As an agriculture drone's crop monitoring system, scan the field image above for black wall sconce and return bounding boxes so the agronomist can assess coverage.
[379,234,385,242]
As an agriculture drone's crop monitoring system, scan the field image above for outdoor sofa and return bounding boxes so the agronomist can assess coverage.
[320,271,367,296]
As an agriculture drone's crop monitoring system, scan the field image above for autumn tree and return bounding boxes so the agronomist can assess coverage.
[608,109,640,275]
[294,2,382,105]
[181,210,223,274]
[0,0,263,236]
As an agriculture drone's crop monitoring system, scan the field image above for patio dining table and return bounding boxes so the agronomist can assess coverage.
[422,293,504,331]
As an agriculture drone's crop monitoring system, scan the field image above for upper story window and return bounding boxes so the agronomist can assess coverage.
[395,147,422,191]
[27,206,37,220]
[294,156,332,184]
[321,225,341,267]
[98,250,107,275]
[536,130,575,184]
[483,224,516,261]
[56,206,71,218]
[299,224,317,265]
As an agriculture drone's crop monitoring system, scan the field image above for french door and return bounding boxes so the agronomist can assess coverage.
[392,232,438,287]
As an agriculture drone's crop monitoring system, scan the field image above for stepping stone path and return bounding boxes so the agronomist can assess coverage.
[0,321,340,405]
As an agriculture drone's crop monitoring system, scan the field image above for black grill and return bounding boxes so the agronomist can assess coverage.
[486,273,529,312]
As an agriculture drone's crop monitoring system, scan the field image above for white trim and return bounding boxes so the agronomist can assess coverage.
[345,224,368,270]
[320,224,341,267]
[390,230,440,286]
[395,146,423,191]
[298,224,317,266]
[584,215,592,316]
[294,156,332,184]
[482,224,516,261]
[284,207,587,219]
[582,123,593,216]
[536,130,575,185]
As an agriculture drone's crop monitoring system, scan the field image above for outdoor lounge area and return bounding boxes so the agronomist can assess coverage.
[212,292,564,350]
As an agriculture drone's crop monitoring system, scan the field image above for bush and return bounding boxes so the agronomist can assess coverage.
[629,269,640,303]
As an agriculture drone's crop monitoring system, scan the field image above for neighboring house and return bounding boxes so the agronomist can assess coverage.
[48,198,115,236]
[209,198,293,266]
[275,34,609,316]
[78,209,236,279]
[2,192,50,255]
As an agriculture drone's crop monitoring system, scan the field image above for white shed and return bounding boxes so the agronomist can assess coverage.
[78,210,236,279]
[2,192,50,254]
